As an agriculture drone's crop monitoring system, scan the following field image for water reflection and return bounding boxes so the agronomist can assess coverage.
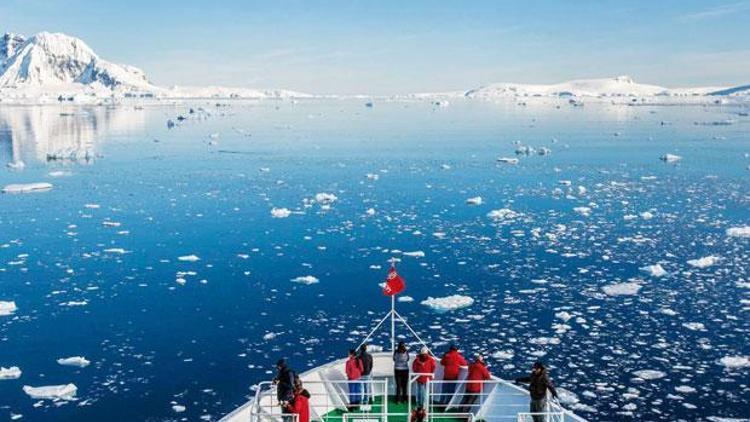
[0,106,145,169]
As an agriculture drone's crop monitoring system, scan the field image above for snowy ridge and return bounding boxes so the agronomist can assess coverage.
[463,76,729,98]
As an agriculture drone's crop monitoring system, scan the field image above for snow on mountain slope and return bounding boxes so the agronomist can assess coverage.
[0,32,154,91]
[463,76,727,98]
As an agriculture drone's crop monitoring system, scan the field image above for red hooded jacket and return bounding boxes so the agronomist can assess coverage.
[440,350,468,380]
[287,392,310,422]
[412,354,436,384]
[346,356,363,380]
[465,361,491,393]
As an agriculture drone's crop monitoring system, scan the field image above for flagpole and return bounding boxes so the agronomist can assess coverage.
[391,294,395,352]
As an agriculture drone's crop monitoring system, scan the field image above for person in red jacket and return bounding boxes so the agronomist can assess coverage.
[411,346,436,409]
[345,349,364,408]
[460,354,491,413]
[286,382,311,422]
[439,345,468,405]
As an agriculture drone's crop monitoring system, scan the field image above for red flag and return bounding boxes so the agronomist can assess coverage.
[383,266,405,296]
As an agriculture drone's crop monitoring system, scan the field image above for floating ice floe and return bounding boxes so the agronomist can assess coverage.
[397,296,414,303]
[466,196,483,205]
[314,193,338,205]
[555,311,573,322]
[57,356,90,368]
[48,170,72,177]
[640,264,667,277]
[173,404,186,413]
[103,248,128,254]
[602,282,642,296]
[496,157,519,165]
[573,207,592,217]
[660,154,682,163]
[0,366,22,380]
[632,370,666,380]
[487,208,520,221]
[23,384,77,400]
[726,226,750,238]
[718,356,749,369]
[402,251,425,258]
[365,208,376,216]
[2,182,53,194]
[178,255,201,262]
[271,208,292,218]
[687,255,720,268]
[290,275,319,285]
[421,295,474,312]
[492,350,514,360]
[682,322,705,331]
[0,301,18,316]
[675,385,696,394]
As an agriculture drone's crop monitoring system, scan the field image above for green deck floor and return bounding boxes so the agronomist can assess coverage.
[321,396,467,422]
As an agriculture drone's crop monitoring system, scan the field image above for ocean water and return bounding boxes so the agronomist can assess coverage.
[0,99,748,421]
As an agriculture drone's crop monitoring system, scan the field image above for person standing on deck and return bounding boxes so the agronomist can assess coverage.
[345,349,364,409]
[393,341,410,403]
[411,346,436,409]
[460,354,491,413]
[439,345,467,405]
[515,362,558,422]
[286,380,311,422]
[359,343,374,404]
[273,359,296,422]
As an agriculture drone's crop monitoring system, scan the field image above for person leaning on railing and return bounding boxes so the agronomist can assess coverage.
[393,341,410,403]
[459,354,491,412]
[411,346,436,410]
[439,344,468,405]
[514,361,558,422]
[345,349,364,409]
[273,359,296,422]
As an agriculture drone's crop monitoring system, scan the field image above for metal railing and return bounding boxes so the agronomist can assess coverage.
[250,379,389,422]
[517,412,565,422]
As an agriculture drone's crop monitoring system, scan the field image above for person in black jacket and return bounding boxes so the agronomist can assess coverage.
[359,344,374,404]
[515,362,558,422]
[274,359,296,422]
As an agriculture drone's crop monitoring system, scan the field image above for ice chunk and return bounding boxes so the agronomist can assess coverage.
[640,264,667,277]
[487,208,520,221]
[314,193,338,205]
[466,196,483,205]
[682,322,705,331]
[397,296,414,303]
[660,154,682,163]
[496,157,519,165]
[0,301,18,316]
[492,350,514,360]
[57,356,91,368]
[602,282,641,296]
[402,251,425,258]
[23,384,77,400]
[271,208,292,218]
[421,295,474,312]
[726,226,750,238]
[687,255,720,268]
[2,183,53,193]
[573,207,592,217]
[0,366,22,380]
[555,311,573,322]
[290,275,319,285]
[178,255,201,262]
[173,404,186,413]
[719,356,749,369]
[632,370,666,380]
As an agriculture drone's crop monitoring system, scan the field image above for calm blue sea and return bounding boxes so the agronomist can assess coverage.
[0,99,748,421]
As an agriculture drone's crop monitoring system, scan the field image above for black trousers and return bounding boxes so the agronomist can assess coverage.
[394,369,409,401]
[460,393,479,413]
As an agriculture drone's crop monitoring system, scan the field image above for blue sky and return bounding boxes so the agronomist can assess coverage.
[3,0,749,94]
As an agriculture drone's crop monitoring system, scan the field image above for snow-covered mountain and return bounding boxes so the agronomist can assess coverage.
[463,76,725,98]
[0,31,310,102]
[0,32,154,92]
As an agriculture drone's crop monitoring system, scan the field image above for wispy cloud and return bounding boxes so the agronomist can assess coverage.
[677,2,750,21]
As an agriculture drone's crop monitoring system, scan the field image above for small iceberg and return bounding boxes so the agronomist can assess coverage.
[726,226,750,238]
[290,275,319,285]
[314,193,338,205]
[57,356,91,368]
[640,264,667,277]
[660,154,682,163]
[497,157,519,165]
[0,366,22,380]
[718,356,749,369]
[0,301,17,316]
[466,196,483,205]
[602,282,642,296]
[687,255,720,268]
[632,370,666,380]
[23,383,77,400]
[270,208,292,218]
[2,183,53,194]
[573,207,592,217]
[487,208,520,221]
[178,255,201,262]
[402,251,425,258]
[421,295,474,312]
